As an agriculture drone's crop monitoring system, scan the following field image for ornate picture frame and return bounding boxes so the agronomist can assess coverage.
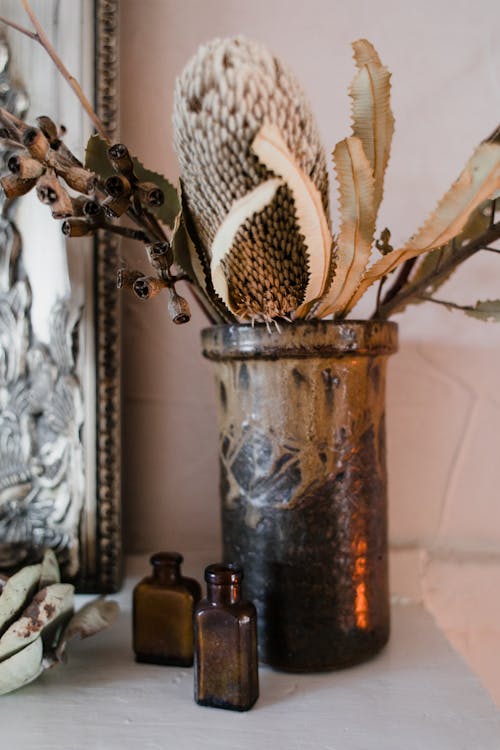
[0,0,121,592]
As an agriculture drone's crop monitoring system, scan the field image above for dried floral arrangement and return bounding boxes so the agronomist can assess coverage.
[0,549,118,695]
[0,3,499,329]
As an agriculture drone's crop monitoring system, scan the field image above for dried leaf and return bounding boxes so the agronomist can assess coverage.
[0,584,74,662]
[210,178,284,316]
[85,134,180,228]
[316,137,375,316]
[0,564,41,636]
[172,184,235,323]
[346,142,500,311]
[465,299,500,322]
[0,637,44,696]
[251,124,332,316]
[55,597,119,661]
[39,549,60,589]
[350,39,395,217]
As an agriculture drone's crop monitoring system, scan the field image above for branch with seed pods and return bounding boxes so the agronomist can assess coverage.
[0,107,191,325]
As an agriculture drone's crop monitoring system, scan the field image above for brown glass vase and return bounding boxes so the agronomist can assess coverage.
[202,320,398,672]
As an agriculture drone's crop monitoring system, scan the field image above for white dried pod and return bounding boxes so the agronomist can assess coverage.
[173,37,331,321]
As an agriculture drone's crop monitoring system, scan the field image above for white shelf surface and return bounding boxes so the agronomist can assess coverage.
[2,554,499,749]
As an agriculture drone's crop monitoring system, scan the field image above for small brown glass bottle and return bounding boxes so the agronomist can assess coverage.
[194,563,259,711]
[133,552,201,667]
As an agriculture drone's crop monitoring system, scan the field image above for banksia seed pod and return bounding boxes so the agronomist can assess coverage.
[173,37,331,321]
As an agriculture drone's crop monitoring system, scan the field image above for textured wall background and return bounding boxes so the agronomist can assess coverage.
[119,0,500,703]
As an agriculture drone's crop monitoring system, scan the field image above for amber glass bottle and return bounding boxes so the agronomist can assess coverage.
[194,563,259,711]
[133,552,201,666]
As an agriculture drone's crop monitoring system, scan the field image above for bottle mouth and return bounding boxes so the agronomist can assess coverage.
[205,562,243,585]
[150,551,183,567]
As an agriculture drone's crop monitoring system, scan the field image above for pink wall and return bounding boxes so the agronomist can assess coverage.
[119,0,500,703]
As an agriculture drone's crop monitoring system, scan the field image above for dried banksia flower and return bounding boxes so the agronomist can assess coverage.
[173,37,332,322]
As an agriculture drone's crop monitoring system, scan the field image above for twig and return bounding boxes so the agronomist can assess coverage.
[0,2,110,142]
[377,257,418,310]
[418,295,474,312]
[376,220,500,319]
[103,224,149,242]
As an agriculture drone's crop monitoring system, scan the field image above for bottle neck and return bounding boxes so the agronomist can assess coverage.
[207,581,241,605]
[153,562,181,585]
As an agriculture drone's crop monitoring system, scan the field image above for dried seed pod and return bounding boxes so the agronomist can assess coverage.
[167,287,191,324]
[36,172,73,219]
[132,275,168,300]
[36,115,60,147]
[136,181,164,207]
[108,143,134,176]
[105,174,132,198]
[147,241,173,271]
[102,194,130,219]
[7,153,45,180]
[116,268,144,290]
[58,165,96,194]
[82,199,103,219]
[22,127,50,161]
[62,218,95,237]
[0,173,37,199]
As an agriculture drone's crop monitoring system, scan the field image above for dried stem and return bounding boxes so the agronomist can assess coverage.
[0,1,110,142]
[376,220,500,319]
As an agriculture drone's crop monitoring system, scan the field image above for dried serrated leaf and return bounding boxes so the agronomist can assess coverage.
[55,597,119,661]
[210,178,284,316]
[316,137,375,317]
[251,124,332,316]
[345,142,500,311]
[0,584,74,662]
[0,564,41,636]
[0,637,44,696]
[350,39,394,217]
[85,134,114,179]
[465,299,500,322]
[172,184,235,323]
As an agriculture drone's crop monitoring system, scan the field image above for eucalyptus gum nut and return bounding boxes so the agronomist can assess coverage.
[0,583,74,662]
[39,549,61,589]
[0,637,44,696]
[0,564,42,635]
